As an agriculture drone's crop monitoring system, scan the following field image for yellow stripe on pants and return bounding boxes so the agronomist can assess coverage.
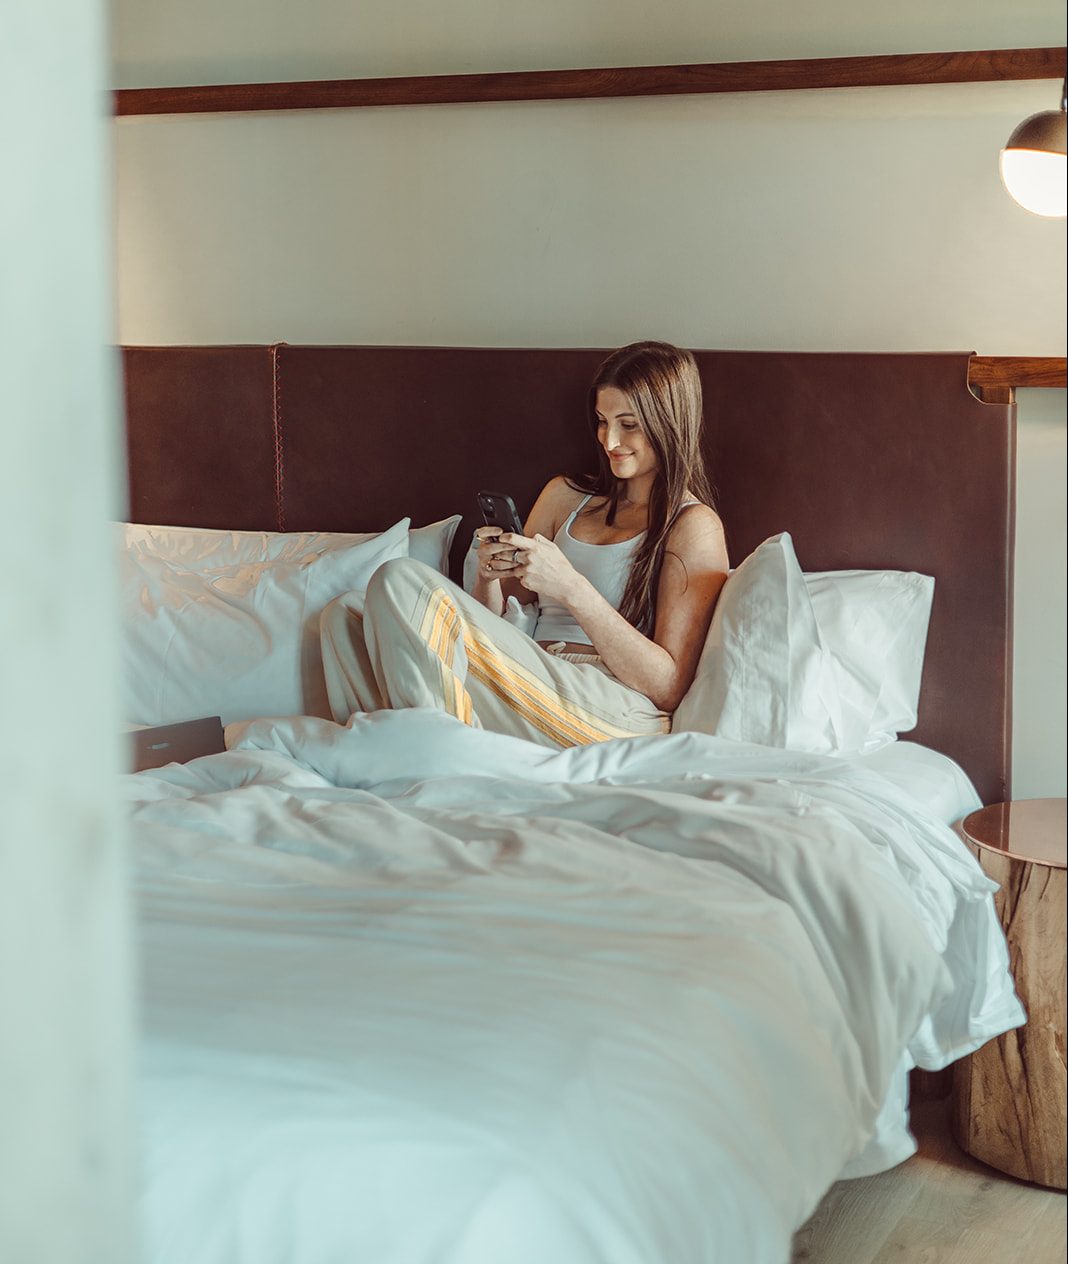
[463,622,641,747]
[418,588,473,725]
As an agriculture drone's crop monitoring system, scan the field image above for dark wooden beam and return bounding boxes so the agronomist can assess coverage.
[970,356,1068,391]
[114,46,1065,117]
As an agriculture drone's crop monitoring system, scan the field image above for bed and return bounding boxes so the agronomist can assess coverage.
[120,345,1024,1264]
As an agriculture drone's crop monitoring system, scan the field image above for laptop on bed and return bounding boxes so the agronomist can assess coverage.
[130,716,226,772]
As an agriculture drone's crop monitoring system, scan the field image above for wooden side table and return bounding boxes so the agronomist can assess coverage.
[951,798,1066,1189]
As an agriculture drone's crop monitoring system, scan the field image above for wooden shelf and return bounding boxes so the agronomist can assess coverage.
[114,46,1065,117]
[969,356,1067,397]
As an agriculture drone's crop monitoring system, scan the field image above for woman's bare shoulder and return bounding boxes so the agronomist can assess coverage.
[674,501,724,534]
[668,503,729,565]
[526,476,589,536]
[542,475,589,507]
[538,476,590,517]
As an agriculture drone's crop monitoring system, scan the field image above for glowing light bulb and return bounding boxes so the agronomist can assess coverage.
[1000,146,1067,218]
[999,83,1067,219]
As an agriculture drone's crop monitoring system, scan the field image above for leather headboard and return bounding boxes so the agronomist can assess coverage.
[123,344,1015,804]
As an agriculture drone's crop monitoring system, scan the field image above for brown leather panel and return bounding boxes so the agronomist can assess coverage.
[274,346,603,554]
[121,345,1014,804]
[124,346,278,528]
[695,351,1015,806]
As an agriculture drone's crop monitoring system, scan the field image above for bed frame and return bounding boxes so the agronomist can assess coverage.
[122,345,1015,804]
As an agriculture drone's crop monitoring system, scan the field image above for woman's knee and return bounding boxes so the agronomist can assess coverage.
[365,556,441,612]
[367,555,438,594]
[321,557,435,638]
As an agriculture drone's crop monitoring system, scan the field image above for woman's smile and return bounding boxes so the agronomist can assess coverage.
[594,386,658,488]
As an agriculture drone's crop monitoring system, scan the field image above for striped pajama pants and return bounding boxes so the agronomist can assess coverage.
[320,557,670,749]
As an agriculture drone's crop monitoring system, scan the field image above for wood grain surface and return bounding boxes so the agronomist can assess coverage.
[951,848,1067,1189]
[969,356,1068,391]
[793,1099,1067,1263]
[114,46,1066,116]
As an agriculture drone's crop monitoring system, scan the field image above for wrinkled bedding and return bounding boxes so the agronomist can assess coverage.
[126,710,1023,1264]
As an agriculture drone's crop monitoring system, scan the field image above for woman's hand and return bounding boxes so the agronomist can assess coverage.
[498,532,583,606]
[474,526,521,583]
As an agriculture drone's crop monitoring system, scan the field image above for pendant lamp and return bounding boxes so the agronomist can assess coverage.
[999,77,1067,217]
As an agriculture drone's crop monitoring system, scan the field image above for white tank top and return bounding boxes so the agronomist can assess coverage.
[532,495,643,646]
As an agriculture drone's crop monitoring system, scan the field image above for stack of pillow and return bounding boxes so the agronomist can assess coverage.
[120,521,933,759]
[671,532,935,756]
[120,517,461,727]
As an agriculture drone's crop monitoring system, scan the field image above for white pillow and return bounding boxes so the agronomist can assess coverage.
[120,518,410,726]
[805,569,934,750]
[671,533,842,752]
[408,515,463,574]
[124,515,461,577]
[672,534,936,755]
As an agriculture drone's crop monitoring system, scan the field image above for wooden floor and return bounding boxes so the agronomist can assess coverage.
[791,1098,1066,1264]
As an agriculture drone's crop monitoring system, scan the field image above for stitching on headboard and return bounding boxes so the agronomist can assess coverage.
[269,342,288,531]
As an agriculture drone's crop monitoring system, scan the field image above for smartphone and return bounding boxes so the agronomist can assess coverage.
[476,490,525,537]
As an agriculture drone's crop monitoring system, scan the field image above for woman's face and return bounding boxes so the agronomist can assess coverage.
[594,386,658,485]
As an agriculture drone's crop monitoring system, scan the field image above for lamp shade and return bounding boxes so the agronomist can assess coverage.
[999,83,1067,218]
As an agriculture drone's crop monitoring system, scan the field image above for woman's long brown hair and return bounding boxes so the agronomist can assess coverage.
[568,341,714,637]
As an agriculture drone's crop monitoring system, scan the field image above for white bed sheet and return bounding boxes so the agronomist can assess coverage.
[127,712,1022,1264]
[853,740,981,827]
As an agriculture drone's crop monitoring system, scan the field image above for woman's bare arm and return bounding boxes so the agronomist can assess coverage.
[508,505,729,711]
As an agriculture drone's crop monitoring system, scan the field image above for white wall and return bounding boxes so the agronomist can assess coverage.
[1,3,134,1264]
[111,0,1061,83]
[1014,389,1067,798]
[110,2,1067,797]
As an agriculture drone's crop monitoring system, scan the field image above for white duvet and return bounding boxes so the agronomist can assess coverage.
[126,711,1024,1264]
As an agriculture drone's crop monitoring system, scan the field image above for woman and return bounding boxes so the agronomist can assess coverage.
[320,341,729,748]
